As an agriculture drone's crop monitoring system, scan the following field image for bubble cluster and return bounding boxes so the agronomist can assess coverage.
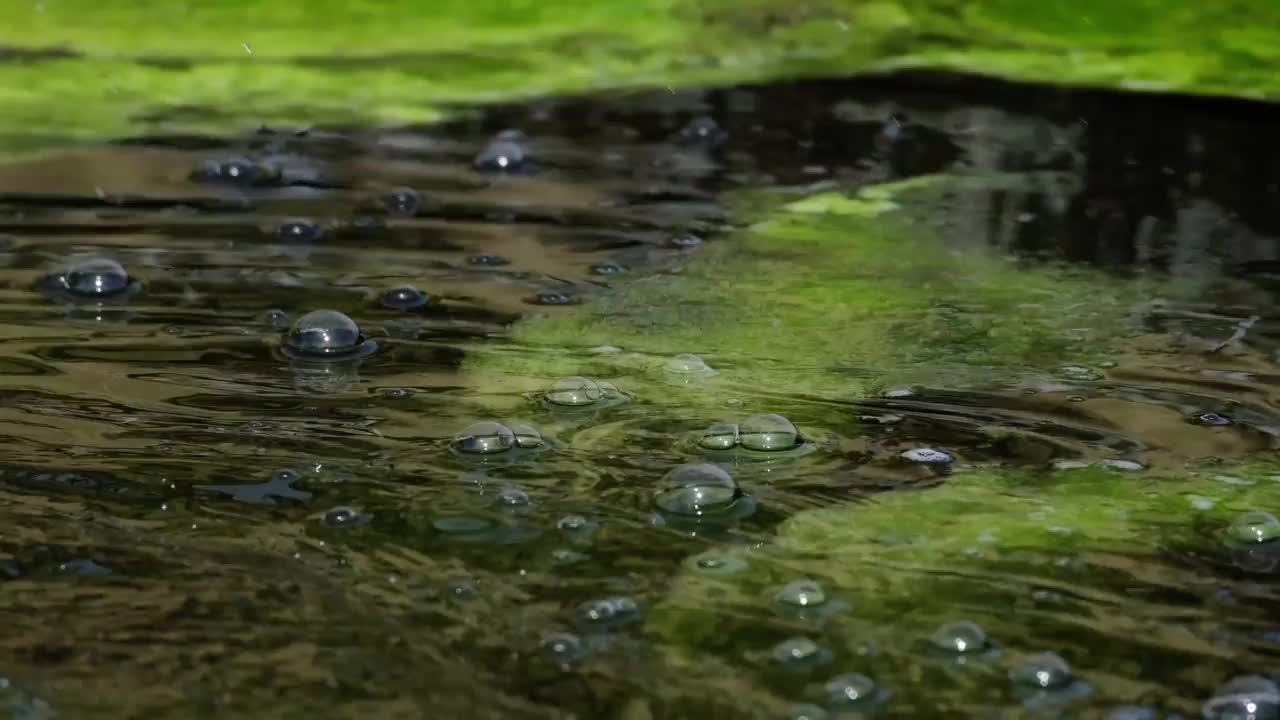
[543,376,627,409]
[451,421,546,457]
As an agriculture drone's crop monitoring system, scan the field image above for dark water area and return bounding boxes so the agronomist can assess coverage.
[1,74,1280,719]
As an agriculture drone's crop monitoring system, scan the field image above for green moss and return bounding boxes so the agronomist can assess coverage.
[1,0,1279,143]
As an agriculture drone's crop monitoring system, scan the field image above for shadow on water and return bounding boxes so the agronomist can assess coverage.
[0,73,1279,718]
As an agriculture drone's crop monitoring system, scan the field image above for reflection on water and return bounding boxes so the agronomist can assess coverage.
[0,75,1279,718]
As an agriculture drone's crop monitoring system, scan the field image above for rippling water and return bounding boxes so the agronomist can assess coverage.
[1,76,1280,719]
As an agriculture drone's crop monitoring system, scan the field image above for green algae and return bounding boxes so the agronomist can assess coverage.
[466,174,1149,405]
[2,1,1280,143]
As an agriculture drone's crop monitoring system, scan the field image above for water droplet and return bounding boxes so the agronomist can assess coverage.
[378,285,430,310]
[323,506,368,528]
[508,423,546,449]
[591,261,628,275]
[1101,459,1145,472]
[468,254,510,266]
[775,580,826,608]
[545,376,603,407]
[54,257,131,297]
[284,309,366,357]
[655,464,739,516]
[669,233,702,248]
[383,187,422,215]
[474,138,526,171]
[770,637,831,671]
[699,422,739,451]
[666,353,714,374]
[824,673,877,706]
[530,292,575,306]
[540,632,587,665]
[1228,512,1280,544]
[739,413,799,451]
[576,596,641,627]
[1192,412,1234,426]
[929,620,989,653]
[277,218,324,242]
[452,421,516,455]
[785,704,828,720]
[494,486,531,509]
[261,308,290,329]
[901,447,953,464]
[680,116,726,146]
[684,550,749,576]
[1202,675,1280,720]
[1010,652,1073,689]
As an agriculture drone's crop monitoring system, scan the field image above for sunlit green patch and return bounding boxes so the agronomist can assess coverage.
[2,0,1280,143]
[466,174,1149,404]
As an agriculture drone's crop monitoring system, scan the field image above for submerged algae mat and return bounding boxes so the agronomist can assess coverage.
[2,76,1280,718]
[3,0,1280,142]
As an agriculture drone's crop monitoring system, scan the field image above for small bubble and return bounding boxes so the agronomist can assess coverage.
[381,387,412,399]
[785,704,828,720]
[50,256,132,297]
[668,233,702,249]
[739,413,799,451]
[551,548,590,566]
[770,637,831,671]
[474,137,526,172]
[1010,652,1073,689]
[277,219,324,242]
[1227,511,1280,544]
[284,310,367,358]
[929,620,989,654]
[775,580,826,608]
[666,353,714,374]
[591,261,628,275]
[452,421,516,455]
[901,448,953,464]
[576,596,641,627]
[684,550,749,576]
[1057,366,1102,381]
[1191,412,1234,426]
[383,187,422,215]
[192,156,276,186]
[530,292,576,306]
[468,254,511,266]
[1105,706,1159,720]
[699,422,739,451]
[545,376,603,407]
[654,464,739,516]
[378,285,430,310]
[1101,459,1145,472]
[557,514,593,532]
[1202,675,1280,720]
[883,387,915,398]
[446,580,479,603]
[323,506,369,528]
[679,116,726,146]
[824,673,877,706]
[540,632,587,665]
[494,486,532,509]
[261,308,290,329]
